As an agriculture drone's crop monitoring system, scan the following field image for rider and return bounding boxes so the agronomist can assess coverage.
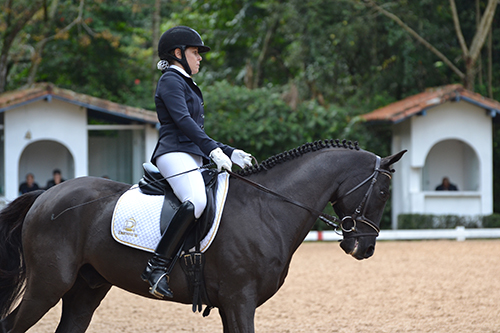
[141,26,253,299]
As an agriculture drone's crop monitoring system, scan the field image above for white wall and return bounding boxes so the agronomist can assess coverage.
[391,100,493,226]
[5,99,88,200]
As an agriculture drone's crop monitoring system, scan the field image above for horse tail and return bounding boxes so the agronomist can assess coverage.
[0,190,44,318]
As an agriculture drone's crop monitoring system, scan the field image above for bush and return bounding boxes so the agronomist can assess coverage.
[398,214,482,229]
[482,214,500,228]
[397,214,434,229]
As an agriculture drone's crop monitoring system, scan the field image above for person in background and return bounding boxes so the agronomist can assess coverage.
[46,169,65,189]
[140,26,253,300]
[19,173,40,194]
[435,177,458,191]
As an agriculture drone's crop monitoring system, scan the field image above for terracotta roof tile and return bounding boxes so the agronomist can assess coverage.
[0,82,158,124]
[361,84,500,123]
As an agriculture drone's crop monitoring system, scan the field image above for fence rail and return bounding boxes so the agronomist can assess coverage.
[305,227,500,242]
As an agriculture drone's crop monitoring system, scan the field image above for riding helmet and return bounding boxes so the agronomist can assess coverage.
[158,26,210,75]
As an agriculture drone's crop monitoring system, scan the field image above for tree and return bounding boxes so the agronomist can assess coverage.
[361,0,498,90]
[26,0,93,86]
[0,0,44,93]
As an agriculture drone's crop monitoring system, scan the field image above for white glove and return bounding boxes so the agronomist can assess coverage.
[209,148,232,171]
[231,149,253,168]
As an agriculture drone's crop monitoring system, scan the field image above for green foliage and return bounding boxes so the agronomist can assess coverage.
[398,214,482,229]
[482,214,500,228]
[4,0,500,227]
[397,214,435,229]
[203,80,357,162]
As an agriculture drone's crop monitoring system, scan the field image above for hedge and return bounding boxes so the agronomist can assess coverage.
[398,213,500,229]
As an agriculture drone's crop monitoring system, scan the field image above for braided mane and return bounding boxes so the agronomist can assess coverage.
[237,139,360,176]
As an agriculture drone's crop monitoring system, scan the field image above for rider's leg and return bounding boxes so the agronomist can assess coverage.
[141,152,207,299]
[156,152,207,218]
[141,200,196,298]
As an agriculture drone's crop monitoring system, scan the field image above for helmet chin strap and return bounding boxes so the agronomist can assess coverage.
[179,47,192,76]
[165,47,192,76]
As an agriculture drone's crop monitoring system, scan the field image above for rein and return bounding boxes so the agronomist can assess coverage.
[50,163,215,220]
[229,155,392,238]
[227,170,340,229]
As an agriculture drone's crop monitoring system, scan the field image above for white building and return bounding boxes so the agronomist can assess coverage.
[362,84,500,228]
[0,83,159,201]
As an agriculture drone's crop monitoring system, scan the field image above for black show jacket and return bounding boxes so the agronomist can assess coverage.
[151,68,234,164]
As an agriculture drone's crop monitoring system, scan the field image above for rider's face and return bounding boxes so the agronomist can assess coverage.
[184,47,202,75]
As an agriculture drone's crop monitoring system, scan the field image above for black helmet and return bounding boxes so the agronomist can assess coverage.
[158,26,210,58]
[158,26,210,75]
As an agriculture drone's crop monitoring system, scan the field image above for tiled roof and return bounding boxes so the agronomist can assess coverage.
[361,84,500,123]
[0,82,158,124]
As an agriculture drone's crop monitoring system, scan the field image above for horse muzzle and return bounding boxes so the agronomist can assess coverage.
[339,237,376,260]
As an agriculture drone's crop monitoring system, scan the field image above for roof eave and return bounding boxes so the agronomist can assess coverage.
[51,95,158,124]
[0,91,158,125]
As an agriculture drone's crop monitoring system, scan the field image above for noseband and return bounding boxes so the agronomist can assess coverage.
[329,156,392,238]
[228,155,392,239]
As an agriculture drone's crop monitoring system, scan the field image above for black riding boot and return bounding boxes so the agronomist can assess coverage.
[141,201,196,299]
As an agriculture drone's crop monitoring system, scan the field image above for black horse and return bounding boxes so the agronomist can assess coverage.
[0,140,405,333]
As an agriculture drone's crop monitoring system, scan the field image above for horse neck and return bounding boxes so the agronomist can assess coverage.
[245,149,358,251]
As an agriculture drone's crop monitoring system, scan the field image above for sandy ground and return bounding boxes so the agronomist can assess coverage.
[27,240,500,332]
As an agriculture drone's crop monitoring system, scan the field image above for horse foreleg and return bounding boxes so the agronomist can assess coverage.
[218,303,256,333]
[55,273,112,333]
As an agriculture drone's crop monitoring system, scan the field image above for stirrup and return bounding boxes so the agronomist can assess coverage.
[149,273,173,299]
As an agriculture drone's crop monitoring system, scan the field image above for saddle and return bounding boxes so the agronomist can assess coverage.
[138,162,218,252]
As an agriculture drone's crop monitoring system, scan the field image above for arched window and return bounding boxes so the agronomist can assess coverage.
[19,140,74,191]
[422,139,479,191]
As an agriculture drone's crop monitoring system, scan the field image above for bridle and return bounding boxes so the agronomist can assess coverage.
[330,155,392,238]
[228,155,393,239]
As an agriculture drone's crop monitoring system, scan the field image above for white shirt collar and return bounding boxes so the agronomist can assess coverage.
[171,65,190,78]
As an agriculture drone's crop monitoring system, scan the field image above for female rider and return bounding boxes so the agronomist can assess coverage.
[141,26,253,299]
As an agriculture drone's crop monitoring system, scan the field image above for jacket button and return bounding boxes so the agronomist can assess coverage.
[201,125,204,129]
[201,114,205,119]
[201,102,204,106]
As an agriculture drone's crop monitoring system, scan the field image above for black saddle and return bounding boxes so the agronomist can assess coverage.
[138,163,219,251]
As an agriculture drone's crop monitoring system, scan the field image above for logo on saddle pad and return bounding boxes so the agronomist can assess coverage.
[111,172,230,253]
[118,218,138,238]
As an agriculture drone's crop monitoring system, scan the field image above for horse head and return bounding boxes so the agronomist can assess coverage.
[333,150,406,260]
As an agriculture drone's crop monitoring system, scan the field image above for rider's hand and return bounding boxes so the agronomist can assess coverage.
[231,149,253,169]
[210,148,232,171]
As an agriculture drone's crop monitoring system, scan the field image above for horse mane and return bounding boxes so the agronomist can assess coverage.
[237,139,360,176]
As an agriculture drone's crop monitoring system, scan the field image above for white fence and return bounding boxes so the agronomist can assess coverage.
[305,227,500,242]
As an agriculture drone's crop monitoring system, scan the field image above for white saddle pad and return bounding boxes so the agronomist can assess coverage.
[111,172,229,253]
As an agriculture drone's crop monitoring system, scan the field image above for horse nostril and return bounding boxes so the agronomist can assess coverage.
[365,245,375,258]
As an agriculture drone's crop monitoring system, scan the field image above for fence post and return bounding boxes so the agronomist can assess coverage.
[456,226,466,241]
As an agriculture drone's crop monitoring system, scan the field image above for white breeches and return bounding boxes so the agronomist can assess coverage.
[155,152,207,218]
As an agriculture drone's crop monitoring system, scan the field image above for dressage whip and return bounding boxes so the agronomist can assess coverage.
[50,163,215,221]
[51,157,341,232]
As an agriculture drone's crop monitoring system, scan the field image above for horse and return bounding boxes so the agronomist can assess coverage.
[0,140,405,333]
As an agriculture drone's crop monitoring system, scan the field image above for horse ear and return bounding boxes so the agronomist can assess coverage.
[381,150,407,170]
